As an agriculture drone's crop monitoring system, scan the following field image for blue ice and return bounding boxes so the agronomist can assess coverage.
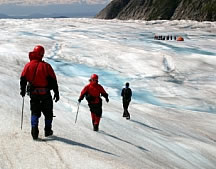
[46,57,162,105]
[46,57,216,114]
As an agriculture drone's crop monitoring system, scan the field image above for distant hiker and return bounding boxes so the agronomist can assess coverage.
[166,36,169,40]
[78,74,109,131]
[154,35,158,40]
[121,82,132,120]
[20,45,59,140]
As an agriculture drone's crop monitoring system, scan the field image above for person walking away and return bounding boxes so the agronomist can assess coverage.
[78,74,109,131]
[121,82,132,120]
[20,45,60,140]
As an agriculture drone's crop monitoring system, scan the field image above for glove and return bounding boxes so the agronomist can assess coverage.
[78,98,82,103]
[53,92,60,102]
[105,97,109,103]
[20,90,26,97]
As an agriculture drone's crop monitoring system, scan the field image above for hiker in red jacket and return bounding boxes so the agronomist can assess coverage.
[20,45,59,140]
[78,74,109,131]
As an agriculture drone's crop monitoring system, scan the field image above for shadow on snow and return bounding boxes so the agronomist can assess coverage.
[130,119,162,131]
[43,135,117,156]
[99,131,149,152]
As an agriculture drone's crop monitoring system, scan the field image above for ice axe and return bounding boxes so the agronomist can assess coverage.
[75,102,80,123]
[21,97,24,130]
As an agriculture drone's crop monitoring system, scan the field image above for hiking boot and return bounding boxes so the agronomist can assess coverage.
[44,126,53,137]
[45,129,53,137]
[93,124,99,131]
[126,113,130,120]
[123,111,127,117]
[31,127,39,140]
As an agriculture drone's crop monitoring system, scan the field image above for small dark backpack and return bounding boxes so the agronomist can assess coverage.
[123,88,131,99]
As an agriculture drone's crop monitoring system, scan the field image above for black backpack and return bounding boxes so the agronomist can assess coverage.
[123,88,131,99]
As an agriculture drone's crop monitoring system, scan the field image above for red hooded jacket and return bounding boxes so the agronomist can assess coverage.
[20,51,58,95]
[79,81,108,104]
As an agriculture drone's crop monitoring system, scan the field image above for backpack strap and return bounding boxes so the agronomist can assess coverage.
[27,62,40,95]
[30,62,40,85]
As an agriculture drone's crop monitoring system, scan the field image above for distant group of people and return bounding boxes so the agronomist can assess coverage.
[154,35,177,40]
[20,45,133,140]
[154,35,184,41]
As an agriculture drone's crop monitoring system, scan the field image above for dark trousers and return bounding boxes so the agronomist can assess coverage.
[30,93,53,130]
[123,99,130,117]
[88,103,102,125]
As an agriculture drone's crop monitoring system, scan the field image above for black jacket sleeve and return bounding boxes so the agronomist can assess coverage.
[101,92,109,100]
[121,88,124,97]
[47,75,59,95]
[130,88,132,97]
[20,76,27,92]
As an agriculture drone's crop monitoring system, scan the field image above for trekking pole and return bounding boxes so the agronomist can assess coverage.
[21,97,25,130]
[75,102,80,123]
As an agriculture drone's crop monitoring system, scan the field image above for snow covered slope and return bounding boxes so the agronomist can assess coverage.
[0,18,216,169]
